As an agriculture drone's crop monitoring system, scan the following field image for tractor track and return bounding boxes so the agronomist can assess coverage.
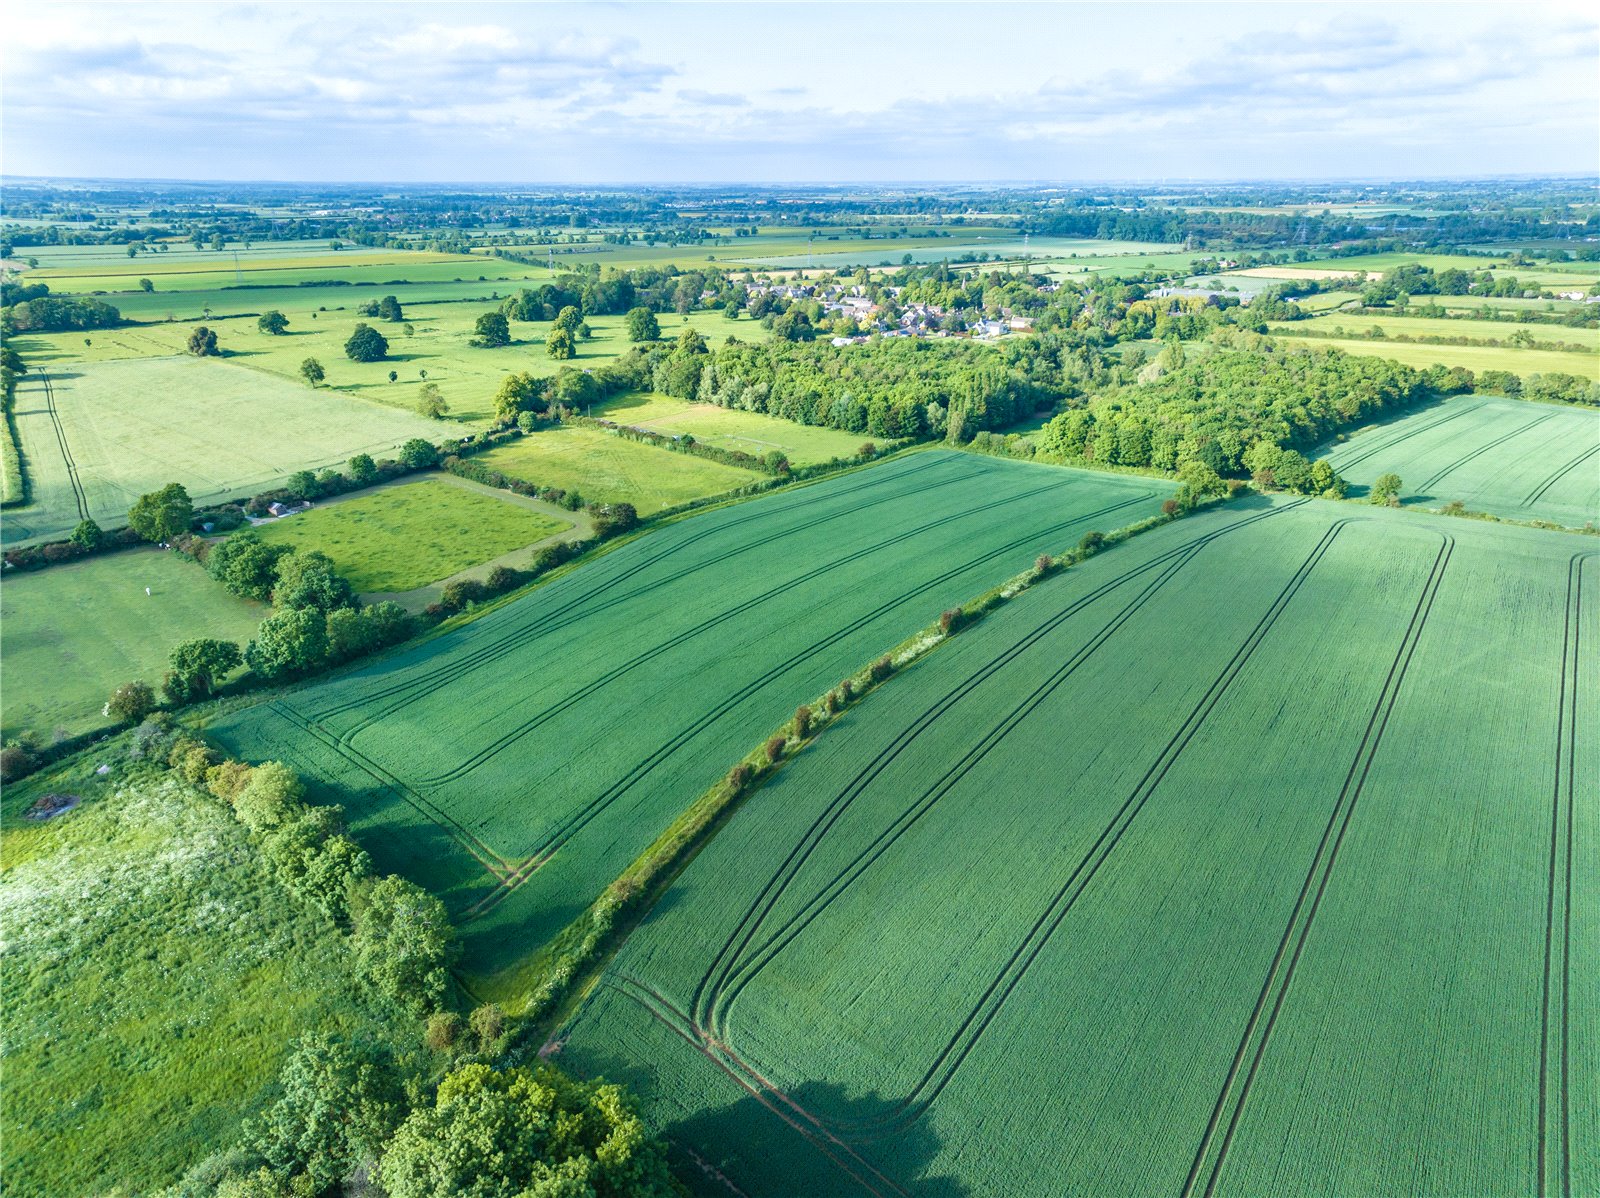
[1182,533,1453,1198]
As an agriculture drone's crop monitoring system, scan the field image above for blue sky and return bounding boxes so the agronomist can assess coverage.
[3,1,1595,183]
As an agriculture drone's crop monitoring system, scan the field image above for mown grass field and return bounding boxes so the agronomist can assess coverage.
[15,306,757,424]
[1266,333,1600,381]
[474,424,765,515]
[206,452,1171,996]
[1319,396,1599,526]
[596,393,877,465]
[1,352,443,545]
[1,549,264,741]
[249,477,572,593]
[556,498,1597,1198]
[0,765,405,1197]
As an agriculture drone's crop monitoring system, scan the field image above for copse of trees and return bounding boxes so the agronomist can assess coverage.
[1035,339,1441,478]
[0,287,121,334]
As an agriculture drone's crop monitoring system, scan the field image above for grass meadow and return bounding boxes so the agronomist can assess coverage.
[1,549,264,741]
[1280,312,1599,351]
[595,393,877,465]
[14,306,756,425]
[473,424,765,515]
[1,352,443,546]
[249,477,573,593]
[205,452,1171,999]
[556,498,1597,1198]
[0,764,406,1197]
[1319,395,1599,525]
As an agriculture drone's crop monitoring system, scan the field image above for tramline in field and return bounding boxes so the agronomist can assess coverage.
[555,498,1596,1198]
[208,451,1170,991]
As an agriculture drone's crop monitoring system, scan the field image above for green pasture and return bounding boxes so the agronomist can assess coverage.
[473,423,764,515]
[1,549,264,741]
[1292,251,1600,289]
[1266,333,1600,381]
[595,393,878,466]
[250,477,571,594]
[0,351,443,546]
[557,499,1596,1198]
[14,305,760,425]
[1278,312,1600,351]
[1319,395,1599,526]
[206,452,1171,998]
[0,765,407,1197]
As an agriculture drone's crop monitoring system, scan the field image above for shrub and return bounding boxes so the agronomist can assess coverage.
[484,565,523,593]
[1161,498,1180,516]
[425,1012,462,1053]
[939,608,965,634]
[205,759,254,802]
[399,438,438,470]
[727,762,754,791]
[764,735,787,763]
[1034,553,1054,576]
[869,656,893,683]
[233,761,304,833]
[1077,530,1106,557]
[793,705,812,738]
[839,678,855,702]
[440,578,490,611]
[69,518,104,550]
[858,442,877,458]
[106,680,157,724]
[469,1003,506,1053]
[823,690,840,716]
[1,744,38,783]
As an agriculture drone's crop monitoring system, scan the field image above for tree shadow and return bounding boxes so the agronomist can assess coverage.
[578,1042,969,1197]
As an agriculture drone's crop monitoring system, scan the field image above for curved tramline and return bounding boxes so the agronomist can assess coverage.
[1412,409,1560,493]
[558,501,1594,1198]
[299,452,968,728]
[210,452,1170,975]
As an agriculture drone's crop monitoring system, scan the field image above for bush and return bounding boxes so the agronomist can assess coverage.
[823,690,840,716]
[484,565,523,593]
[727,762,753,791]
[399,438,438,470]
[440,578,490,611]
[106,680,157,724]
[869,656,893,683]
[838,677,855,702]
[469,1003,506,1053]
[1,744,39,783]
[425,1012,462,1053]
[939,608,965,634]
[233,761,304,833]
[793,705,812,738]
[764,735,787,763]
[1077,530,1106,557]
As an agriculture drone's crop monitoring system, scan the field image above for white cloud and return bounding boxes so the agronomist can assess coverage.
[1,2,1593,181]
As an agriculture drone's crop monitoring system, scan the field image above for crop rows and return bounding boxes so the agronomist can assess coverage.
[557,501,1594,1197]
[1321,396,1599,527]
[210,451,1168,982]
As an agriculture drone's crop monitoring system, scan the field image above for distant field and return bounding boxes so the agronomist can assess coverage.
[14,306,762,424]
[1291,252,1600,290]
[1320,395,1599,525]
[207,453,1171,996]
[1,768,404,1197]
[1278,313,1600,351]
[1,549,263,741]
[557,499,1597,1198]
[1266,332,1600,381]
[250,477,572,593]
[733,237,1175,270]
[596,393,876,465]
[0,353,444,545]
[474,424,764,515]
[30,249,509,294]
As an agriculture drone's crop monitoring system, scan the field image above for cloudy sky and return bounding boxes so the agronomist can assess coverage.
[3,1,1596,183]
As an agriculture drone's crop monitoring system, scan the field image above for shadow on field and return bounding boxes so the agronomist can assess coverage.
[668,1080,972,1198]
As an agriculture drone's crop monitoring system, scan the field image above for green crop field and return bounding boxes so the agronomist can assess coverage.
[554,498,1597,1198]
[205,452,1170,996]
[1280,313,1600,352]
[1264,333,1600,381]
[249,477,572,594]
[1318,395,1599,526]
[0,764,407,1198]
[596,393,879,465]
[1,549,265,741]
[0,352,445,546]
[473,424,764,515]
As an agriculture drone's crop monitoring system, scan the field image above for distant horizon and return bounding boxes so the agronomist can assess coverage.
[4,170,1595,191]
